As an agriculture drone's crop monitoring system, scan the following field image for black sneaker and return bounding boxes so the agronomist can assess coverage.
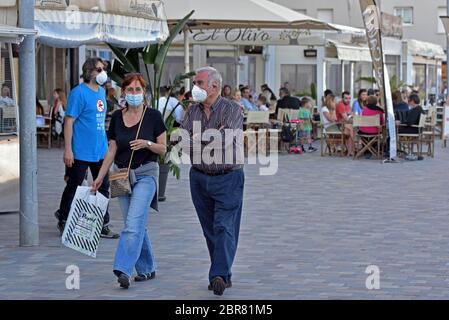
[208,279,232,291]
[117,273,130,289]
[57,220,66,236]
[54,209,62,221]
[308,146,317,153]
[135,271,156,282]
[210,277,226,296]
[101,225,120,239]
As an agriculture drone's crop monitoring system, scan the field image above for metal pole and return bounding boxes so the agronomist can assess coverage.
[447,0,449,97]
[184,28,191,89]
[341,61,345,92]
[19,0,39,246]
[350,61,355,105]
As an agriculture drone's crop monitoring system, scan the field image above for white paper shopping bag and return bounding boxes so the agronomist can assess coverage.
[62,186,109,258]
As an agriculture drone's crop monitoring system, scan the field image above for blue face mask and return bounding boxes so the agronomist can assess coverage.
[125,93,144,107]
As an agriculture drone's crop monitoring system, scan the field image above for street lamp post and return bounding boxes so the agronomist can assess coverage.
[447,0,449,96]
[19,0,39,246]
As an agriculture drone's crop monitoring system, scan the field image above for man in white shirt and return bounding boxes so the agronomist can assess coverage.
[158,86,184,124]
[0,84,15,107]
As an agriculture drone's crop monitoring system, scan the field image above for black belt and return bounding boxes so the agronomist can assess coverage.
[193,166,243,176]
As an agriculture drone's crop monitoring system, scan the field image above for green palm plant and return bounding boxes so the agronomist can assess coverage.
[106,10,195,180]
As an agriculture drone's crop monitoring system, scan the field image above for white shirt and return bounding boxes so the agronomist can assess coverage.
[158,96,184,123]
[0,96,15,107]
[320,106,335,129]
[258,104,269,111]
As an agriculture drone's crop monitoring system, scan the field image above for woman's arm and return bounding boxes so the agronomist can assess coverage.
[129,132,167,156]
[91,140,117,192]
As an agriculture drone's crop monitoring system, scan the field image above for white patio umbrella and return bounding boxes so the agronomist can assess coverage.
[165,0,334,30]
[163,0,336,86]
[34,0,169,48]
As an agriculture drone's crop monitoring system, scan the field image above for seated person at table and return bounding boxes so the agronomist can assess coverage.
[0,84,15,107]
[240,86,259,112]
[298,97,317,153]
[257,95,269,111]
[392,90,409,112]
[232,88,244,111]
[36,98,45,116]
[336,91,352,123]
[320,94,340,133]
[352,89,367,115]
[337,91,355,156]
[359,95,384,135]
[275,87,301,116]
[397,94,424,134]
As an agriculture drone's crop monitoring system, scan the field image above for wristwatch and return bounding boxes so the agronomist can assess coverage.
[147,141,153,148]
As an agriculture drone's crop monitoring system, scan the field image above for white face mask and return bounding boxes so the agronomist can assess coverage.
[192,85,208,103]
[96,71,108,86]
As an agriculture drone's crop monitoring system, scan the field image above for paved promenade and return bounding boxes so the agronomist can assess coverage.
[1,142,449,299]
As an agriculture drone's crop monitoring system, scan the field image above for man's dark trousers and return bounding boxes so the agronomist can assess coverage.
[59,159,110,225]
[189,167,244,284]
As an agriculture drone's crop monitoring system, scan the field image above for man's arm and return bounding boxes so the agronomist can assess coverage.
[63,116,75,167]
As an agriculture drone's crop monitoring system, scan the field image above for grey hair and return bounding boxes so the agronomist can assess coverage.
[196,66,223,92]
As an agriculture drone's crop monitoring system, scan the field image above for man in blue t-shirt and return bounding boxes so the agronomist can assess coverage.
[54,57,118,239]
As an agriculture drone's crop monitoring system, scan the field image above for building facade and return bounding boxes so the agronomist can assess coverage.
[273,0,448,48]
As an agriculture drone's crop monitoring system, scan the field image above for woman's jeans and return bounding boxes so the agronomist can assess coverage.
[113,175,157,277]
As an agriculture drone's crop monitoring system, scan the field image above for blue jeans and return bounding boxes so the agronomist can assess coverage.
[113,175,157,277]
[189,168,245,283]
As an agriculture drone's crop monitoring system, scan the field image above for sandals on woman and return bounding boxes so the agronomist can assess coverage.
[134,271,156,282]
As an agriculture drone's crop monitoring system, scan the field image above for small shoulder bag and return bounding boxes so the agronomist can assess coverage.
[109,106,147,198]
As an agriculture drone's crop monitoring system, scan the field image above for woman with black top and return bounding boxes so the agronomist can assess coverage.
[92,73,167,289]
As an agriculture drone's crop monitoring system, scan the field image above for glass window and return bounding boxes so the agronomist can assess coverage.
[326,63,341,94]
[394,7,413,25]
[413,64,426,93]
[428,65,437,95]
[354,62,373,97]
[281,64,317,96]
[0,42,18,135]
[207,56,238,90]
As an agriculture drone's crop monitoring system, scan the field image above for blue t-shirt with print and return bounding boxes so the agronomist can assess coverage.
[66,83,108,162]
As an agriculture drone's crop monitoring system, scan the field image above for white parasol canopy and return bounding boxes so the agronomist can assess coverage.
[34,0,169,48]
[164,0,336,30]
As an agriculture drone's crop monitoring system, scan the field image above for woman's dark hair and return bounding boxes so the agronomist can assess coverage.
[262,84,277,101]
[184,91,192,101]
[357,89,368,106]
[408,94,420,105]
[121,73,147,108]
[81,57,108,83]
[222,85,232,97]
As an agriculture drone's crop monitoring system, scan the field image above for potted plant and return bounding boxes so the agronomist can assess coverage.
[106,10,195,202]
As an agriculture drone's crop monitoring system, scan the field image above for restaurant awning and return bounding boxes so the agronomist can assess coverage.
[164,0,337,30]
[327,40,372,62]
[405,39,446,60]
[327,36,403,62]
[34,0,169,48]
[0,24,36,44]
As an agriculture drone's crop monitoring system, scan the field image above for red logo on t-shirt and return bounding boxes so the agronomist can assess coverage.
[97,99,105,113]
